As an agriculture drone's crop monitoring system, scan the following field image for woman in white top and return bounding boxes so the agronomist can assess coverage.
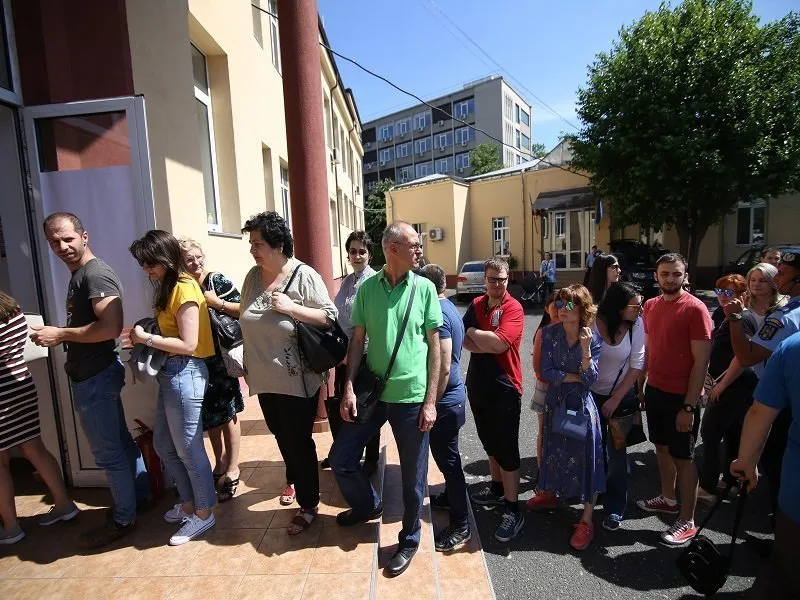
[590,282,645,531]
[746,262,784,330]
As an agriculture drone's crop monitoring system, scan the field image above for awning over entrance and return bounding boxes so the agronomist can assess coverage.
[533,186,597,211]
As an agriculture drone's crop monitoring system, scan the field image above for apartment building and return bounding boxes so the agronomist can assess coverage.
[361,75,532,193]
[0,0,362,487]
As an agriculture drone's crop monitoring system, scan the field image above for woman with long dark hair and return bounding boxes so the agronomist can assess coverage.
[128,230,217,545]
[586,253,622,304]
[591,282,645,530]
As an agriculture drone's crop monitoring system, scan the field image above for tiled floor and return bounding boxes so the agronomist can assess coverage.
[0,395,494,599]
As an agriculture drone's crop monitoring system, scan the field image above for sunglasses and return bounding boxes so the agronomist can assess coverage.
[487,276,508,285]
[714,288,736,297]
[627,301,643,308]
[555,300,575,311]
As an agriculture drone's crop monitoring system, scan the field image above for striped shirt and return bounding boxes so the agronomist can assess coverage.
[0,312,40,451]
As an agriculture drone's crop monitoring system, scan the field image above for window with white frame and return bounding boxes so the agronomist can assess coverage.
[379,148,393,164]
[455,126,471,145]
[515,104,520,123]
[436,157,454,174]
[192,45,222,230]
[520,132,530,153]
[379,124,393,142]
[268,0,280,72]
[454,98,474,119]
[251,0,263,48]
[415,162,432,178]
[398,165,413,183]
[414,137,431,154]
[323,97,332,148]
[492,217,510,256]
[396,117,411,136]
[555,212,566,237]
[736,201,766,245]
[347,144,354,176]
[332,114,339,148]
[330,199,339,246]
[520,108,530,126]
[542,214,549,239]
[280,167,291,230]
[435,131,452,150]
[515,129,521,149]
[414,111,430,131]
[456,152,470,170]
[396,142,411,158]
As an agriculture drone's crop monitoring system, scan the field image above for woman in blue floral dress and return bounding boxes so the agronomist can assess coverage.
[527,284,605,551]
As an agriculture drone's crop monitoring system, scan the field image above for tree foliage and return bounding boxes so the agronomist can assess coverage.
[470,143,503,175]
[531,142,548,159]
[365,179,393,265]
[569,0,800,269]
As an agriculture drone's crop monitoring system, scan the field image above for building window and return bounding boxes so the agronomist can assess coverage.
[493,217,510,256]
[280,167,291,230]
[332,114,339,148]
[330,199,339,246]
[515,103,520,123]
[503,94,513,120]
[396,117,411,136]
[456,152,470,171]
[398,165,413,183]
[379,148,393,165]
[736,201,766,245]
[379,124,393,142]
[520,108,530,126]
[414,138,431,155]
[555,212,566,237]
[454,98,474,119]
[415,162,432,178]
[435,131,452,150]
[435,157,453,174]
[252,0,263,48]
[347,144,354,176]
[414,111,430,131]
[192,45,222,230]
[455,126,471,145]
[396,142,411,158]
[268,0,280,72]
[520,132,530,153]
[542,215,549,239]
[323,97,332,148]
[340,128,346,166]
[515,130,521,149]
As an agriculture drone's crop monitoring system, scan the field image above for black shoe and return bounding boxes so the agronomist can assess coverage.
[320,457,331,470]
[430,491,451,511]
[434,524,471,552]
[385,546,417,577]
[362,460,379,477]
[78,519,136,550]
[336,503,383,527]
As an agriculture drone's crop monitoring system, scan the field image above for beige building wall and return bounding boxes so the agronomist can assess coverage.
[469,176,525,264]
[125,0,363,288]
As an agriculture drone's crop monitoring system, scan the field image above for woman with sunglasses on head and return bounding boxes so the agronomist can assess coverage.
[128,230,217,546]
[586,253,622,305]
[526,284,604,550]
[697,274,759,504]
[745,262,786,331]
[590,283,645,531]
[324,231,379,473]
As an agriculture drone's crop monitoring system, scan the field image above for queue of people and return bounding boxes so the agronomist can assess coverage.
[1,210,798,596]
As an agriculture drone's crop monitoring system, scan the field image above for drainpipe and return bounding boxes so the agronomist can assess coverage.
[520,170,526,277]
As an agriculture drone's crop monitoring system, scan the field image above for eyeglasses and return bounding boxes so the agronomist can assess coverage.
[397,242,423,251]
[714,288,736,297]
[555,300,575,311]
[487,277,508,285]
[348,248,368,256]
[627,301,643,309]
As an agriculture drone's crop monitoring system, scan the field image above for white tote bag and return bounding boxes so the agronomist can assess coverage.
[23,313,49,363]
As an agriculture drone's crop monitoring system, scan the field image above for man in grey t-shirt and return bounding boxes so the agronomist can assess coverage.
[32,213,149,549]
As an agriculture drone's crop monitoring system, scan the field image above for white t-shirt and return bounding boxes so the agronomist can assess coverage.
[591,316,646,396]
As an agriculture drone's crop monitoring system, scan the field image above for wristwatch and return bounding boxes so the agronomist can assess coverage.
[682,403,697,414]
[728,312,744,321]
[145,334,154,348]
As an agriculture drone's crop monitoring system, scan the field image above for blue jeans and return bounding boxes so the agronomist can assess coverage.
[595,393,629,521]
[430,398,468,528]
[155,356,216,510]
[71,358,149,524]
[331,401,429,550]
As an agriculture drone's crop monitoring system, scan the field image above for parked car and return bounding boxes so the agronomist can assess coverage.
[609,240,665,300]
[456,260,487,301]
[724,244,800,276]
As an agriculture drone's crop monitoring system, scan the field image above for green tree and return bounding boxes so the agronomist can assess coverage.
[365,179,393,265]
[569,0,800,269]
[469,143,503,175]
[531,142,548,159]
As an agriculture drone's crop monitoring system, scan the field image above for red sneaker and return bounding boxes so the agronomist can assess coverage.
[661,519,697,546]
[635,495,679,515]
[570,521,594,551]
[526,491,557,511]
[280,483,296,506]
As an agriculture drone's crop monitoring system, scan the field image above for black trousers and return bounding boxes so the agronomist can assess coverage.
[698,385,750,491]
[258,389,320,509]
[327,364,380,463]
[748,510,800,599]
[760,407,792,526]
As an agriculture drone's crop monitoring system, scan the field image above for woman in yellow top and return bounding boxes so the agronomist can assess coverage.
[128,230,217,546]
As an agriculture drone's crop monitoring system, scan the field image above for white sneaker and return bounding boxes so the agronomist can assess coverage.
[164,503,190,524]
[169,514,215,546]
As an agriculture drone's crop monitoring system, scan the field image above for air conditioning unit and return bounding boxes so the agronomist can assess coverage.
[437,120,445,126]
[417,126,425,132]
[365,162,373,169]
[461,140,468,146]
[429,228,444,241]
[355,185,360,194]
[399,132,405,138]
[458,167,465,173]
[379,160,386,166]
[418,151,425,157]
[365,142,371,148]
[439,147,446,153]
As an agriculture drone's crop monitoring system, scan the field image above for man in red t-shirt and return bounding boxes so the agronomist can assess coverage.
[636,253,713,547]
[463,257,525,543]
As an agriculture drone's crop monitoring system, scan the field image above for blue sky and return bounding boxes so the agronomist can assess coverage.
[318,0,797,151]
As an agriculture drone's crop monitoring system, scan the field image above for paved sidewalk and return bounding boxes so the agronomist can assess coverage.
[0,393,494,599]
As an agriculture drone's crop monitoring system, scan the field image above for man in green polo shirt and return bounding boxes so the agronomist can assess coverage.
[330,221,442,578]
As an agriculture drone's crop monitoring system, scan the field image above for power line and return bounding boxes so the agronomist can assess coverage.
[251,3,586,178]
[424,0,580,132]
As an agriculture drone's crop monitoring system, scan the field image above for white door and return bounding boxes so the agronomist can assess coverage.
[23,97,157,486]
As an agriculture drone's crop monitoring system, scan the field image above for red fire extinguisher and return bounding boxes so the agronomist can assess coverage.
[134,419,165,500]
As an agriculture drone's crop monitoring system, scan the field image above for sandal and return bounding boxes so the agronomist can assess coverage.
[213,472,224,489]
[217,476,240,503]
[280,484,296,506]
[287,507,317,535]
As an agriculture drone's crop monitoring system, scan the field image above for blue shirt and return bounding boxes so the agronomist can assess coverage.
[752,295,800,377]
[439,298,465,405]
[753,331,800,524]
[541,259,556,283]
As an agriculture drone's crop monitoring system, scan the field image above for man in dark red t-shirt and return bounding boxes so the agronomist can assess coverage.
[636,253,712,547]
[463,257,525,543]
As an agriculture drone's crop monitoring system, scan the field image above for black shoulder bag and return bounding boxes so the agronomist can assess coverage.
[283,264,349,374]
[606,325,647,448]
[352,274,417,424]
[204,273,243,350]
[677,482,748,597]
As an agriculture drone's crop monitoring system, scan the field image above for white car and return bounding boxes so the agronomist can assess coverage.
[456,260,487,301]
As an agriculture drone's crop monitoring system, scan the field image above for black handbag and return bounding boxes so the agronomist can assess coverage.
[352,274,417,424]
[676,482,747,597]
[283,264,349,374]
[204,274,243,350]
